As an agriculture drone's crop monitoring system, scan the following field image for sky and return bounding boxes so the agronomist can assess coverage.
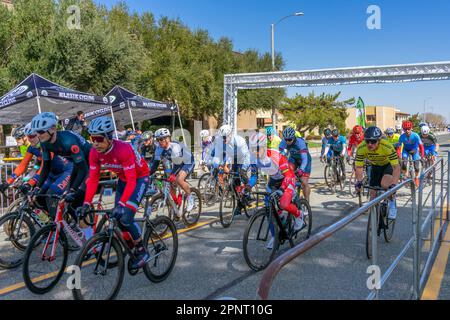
[96,0,450,120]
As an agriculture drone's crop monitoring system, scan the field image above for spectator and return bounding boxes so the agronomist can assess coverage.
[65,111,87,135]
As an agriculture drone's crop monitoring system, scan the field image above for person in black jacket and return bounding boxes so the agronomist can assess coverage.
[65,111,87,135]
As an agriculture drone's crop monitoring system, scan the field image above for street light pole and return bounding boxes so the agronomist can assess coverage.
[270,12,304,132]
[423,97,432,123]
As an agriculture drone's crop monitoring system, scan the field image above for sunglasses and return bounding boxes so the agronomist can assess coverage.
[365,139,379,145]
[285,138,294,143]
[27,134,37,139]
[36,130,47,135]
[157,137,168,142]
[90,135,107,143]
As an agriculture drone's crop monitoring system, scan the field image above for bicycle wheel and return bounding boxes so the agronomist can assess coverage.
[383,203,396,242]
[145,193,173,221]
[22,223,69,294]
[219,185,236,228]
[202,176,219,206]
[289,199,312,247]
[243,208,279,271]
[4,196,24,215]
[72,233,125,300]
[182,188,202,227]
[143,216,178,283]
[0,212,35,269]
[324,165,336,194]
[348,170,357,197]
[365,206,380,260]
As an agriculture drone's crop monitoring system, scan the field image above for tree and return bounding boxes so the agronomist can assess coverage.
[279,92,354,135]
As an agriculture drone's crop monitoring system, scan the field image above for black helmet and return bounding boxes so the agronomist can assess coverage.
[324,128,332,137]
[364,126,383,140]
[331,129,339,137]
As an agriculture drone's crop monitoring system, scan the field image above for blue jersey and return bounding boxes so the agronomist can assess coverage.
[27,145,72,177]
[399,132,422,152]
[327,136,347,154]
[279,137,310,172]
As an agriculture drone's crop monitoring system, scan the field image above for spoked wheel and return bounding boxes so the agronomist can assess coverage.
[143,216,178,283]
[366,206,380,260]
[289,199,312,247]
[72,233,125,300]
[203,176,219,206]
[243,208,279,271]
[182,188,202,227]
[0,212,35,269]
[145,193,173,221]
[22,224,69,294]
[324,165,336,194]
[383,203,396,242]
[4,197,25,216]
[219,185,236,228]
[348,170,357,198]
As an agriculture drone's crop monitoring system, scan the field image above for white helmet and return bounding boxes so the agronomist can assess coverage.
[88,116,115,135]
[421,125,430,135]
[155,128,171,139]
[31,112,58,132]
[249,132,267,148]
[200,130,210,139]
[23,122,35,136]
[218,124,232,137]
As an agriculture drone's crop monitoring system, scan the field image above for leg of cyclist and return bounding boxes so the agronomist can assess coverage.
[401,150,409,179]
[176,163,195,211]
[45,172,70,219]
[278,183,304,231]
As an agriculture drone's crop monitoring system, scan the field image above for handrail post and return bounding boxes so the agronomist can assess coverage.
[370,205,379,299]
[412,179,420,300]
[440,159,444,241]
[447,151,450,221]
[431,167,436,246]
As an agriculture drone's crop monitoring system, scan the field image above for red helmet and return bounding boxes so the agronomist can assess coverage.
[353,125,363,134]
[402,120,413,130]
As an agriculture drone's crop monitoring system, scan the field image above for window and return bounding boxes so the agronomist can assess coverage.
[257,118,266,129]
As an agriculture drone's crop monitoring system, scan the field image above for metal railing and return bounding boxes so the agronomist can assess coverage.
[257,154,449,300]
[0,162,19,214]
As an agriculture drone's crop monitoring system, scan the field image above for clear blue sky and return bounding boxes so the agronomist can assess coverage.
[96,0,450,120]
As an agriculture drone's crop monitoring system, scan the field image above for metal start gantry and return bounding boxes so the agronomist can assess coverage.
[223,61,450,133]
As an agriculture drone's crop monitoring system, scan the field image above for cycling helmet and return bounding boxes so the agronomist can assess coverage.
[395,124,402,131]
[249,132,267,148]
[266,127,275,136]
[218,124,232,137]
[282,127,296,140]
[353,125,363,135]
[31,112,58,132]
[200,130,210,139]
[12,125,26,139]
[324,128,332,137]
[385,128,395,135]
[155,128,171,139]
[23,123,35,136]
[402,120,413,131]
[419,122,428,128]
[87,116,115,135]
[142,131,153,140]
[364,126,383,140]
[332,129,339,137]
[421,125,431,135]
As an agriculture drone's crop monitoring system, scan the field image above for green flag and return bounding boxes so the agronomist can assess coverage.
[356,97,366,127]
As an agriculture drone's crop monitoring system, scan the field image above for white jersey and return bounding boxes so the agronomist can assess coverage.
[210,134,250,169]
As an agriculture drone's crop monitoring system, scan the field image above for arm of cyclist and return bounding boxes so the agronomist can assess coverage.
[0,152,34,192]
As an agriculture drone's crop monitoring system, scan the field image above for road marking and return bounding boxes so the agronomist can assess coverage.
[421,223,450,300]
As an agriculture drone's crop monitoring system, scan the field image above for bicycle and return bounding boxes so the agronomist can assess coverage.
[197,166,229,206]
[218,170,256,228]
[243,190,312,271]
[71,207,178,300]
[359,186,396,260]
[324,155,346,194]
[144,176,202,227]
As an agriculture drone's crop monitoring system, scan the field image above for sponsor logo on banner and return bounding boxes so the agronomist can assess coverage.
[109,96,116,104]
[85,107,111,118]
[131,101,137,107]
[0,85,29,107]
[26,91,34,98]
[103,97,108,104]
[143,101,166,109]
[41,90,48,96]
[119,102,126,109]
[58,92,95,102]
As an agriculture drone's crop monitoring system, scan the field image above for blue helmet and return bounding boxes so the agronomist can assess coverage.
[283,127,296,140]
[266,127,275,136]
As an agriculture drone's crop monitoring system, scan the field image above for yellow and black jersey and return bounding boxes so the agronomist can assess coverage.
[355,139,399,167]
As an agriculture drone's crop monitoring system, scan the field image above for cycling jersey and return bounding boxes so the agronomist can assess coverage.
[151,141,195,175]
[202,137,213,162]
[347,133,364,157]
[279,137,311,175]
[355,139,399,167]
[327,136,347,154]
[398,132,424,160]
[85,139,149,211]
[210,135,250,170]
[420,133,437,147]
[267,135,281,150]
[386,133,401,148]
[38,131,91,191]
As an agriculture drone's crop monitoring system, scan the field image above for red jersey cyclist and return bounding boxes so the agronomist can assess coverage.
[77,116,151,269]
[347,125,365,160]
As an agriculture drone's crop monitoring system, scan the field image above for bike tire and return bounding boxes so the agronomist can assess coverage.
[145,193,173,221]
[22,223,69,294]
[182,188,202,227]
[0,212,35,269]
[383,205,396,243]
[219,185,236,228]
[289,198,312,248]
[243,208,279,271]
[143,216,178,283]
[365,206,380,260]
[72,233,125,300]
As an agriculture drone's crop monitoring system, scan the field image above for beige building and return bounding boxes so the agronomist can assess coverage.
[1,0,13,9]
[346,106,410,131]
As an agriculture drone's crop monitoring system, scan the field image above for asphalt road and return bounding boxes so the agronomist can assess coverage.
[1,133,449,300]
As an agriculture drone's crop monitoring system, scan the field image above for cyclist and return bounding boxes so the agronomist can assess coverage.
[395,124,403,135]
[347,125,365,160]
[322,129,347,181]
[200,129,214,169]
[321,128,332,160]
[279,127,312,201]
[266,127,281,151]
[150,128,196,215]
[78,116,151,269]
[140,131,155,161]
[398,120,425,187]
[420,125,439,165]
[30,112,93,239]
[11,125,30,158]
[355,126,400,220]
[248,132,305,249]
